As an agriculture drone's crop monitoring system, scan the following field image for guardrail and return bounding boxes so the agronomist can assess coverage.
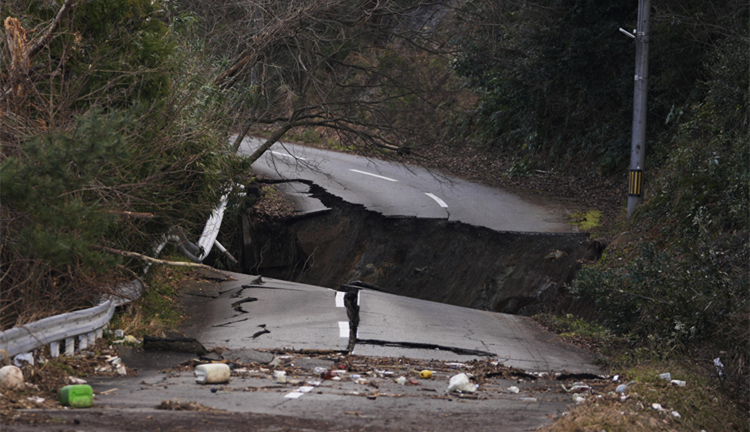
[0,300,116,359]
[0,189,240,361]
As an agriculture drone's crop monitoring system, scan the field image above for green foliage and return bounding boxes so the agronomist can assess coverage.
[74,0,174,103]
[536,313,610,340]
[572,244,747,346]
[451,0,634,169]
[0,0,252,328]
[1,112,128,270]
[450,0,745,173]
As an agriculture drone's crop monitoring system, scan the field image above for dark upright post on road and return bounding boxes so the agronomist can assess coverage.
[627,0,651,219]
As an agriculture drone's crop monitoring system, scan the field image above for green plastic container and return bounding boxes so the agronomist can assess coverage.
[59,384,94,408]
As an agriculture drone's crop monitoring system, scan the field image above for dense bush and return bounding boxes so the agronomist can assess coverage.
[0,0,249,328]
[449,0,743,174]
[570,13,748,403]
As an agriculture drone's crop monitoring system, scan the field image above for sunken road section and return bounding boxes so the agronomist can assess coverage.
[239,181,603,316]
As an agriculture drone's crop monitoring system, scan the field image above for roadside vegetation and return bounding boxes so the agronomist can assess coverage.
[1,0,747,429]
[444,0,748,426]
[0,0,251,328]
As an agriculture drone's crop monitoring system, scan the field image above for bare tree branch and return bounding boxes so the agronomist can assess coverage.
[28,0,76,59]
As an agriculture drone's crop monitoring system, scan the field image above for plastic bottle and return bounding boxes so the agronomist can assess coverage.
[59,385,94,408]
[274,371,287,383]
[195,363,230,384]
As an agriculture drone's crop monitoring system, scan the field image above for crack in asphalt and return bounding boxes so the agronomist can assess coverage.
[354,339,496,357]
[338,284,496,357]
[232,297,258,314]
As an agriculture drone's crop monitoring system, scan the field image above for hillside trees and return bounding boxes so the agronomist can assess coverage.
[450,0,745,173]
[0,0,248,328]
[176,0,464,162]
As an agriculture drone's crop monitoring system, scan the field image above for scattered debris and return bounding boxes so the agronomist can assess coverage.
[615,381,635,394]
[274,371,287,383]
[156,399,221,412]
[544,250,568,260]
[561,382,592,393]
[66,377,87,385]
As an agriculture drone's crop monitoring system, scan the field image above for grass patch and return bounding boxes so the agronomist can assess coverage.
[536,312,749,432]
[568,209,602,230]
[540,360,748,432]
[535,313,614,353]
[109,259,195,338]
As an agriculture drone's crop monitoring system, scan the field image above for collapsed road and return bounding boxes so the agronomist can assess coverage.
[10,138,600,431]
[236,138,603,316]
[180,274,596,372]
[62,272,600,432]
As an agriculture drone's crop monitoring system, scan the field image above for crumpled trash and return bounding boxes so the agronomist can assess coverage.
[13,353,34,367]
[447,373,476,393]
[671,379,686,387]
[508,386,520,394]
[659,372,671,381]
[572,393,585,404]
[0,366,24,390]
[112,335,140,345]
[714,358,724,378]
[67,377,87,385]
[615,381,636,394]
[561,382,591,393]
[395,376,407,385]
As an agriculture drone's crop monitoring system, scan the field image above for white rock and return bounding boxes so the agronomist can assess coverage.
[0,366,24,390]
[66,377,87,385]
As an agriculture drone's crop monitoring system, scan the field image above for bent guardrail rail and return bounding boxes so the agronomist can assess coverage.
[0,300,116,359]
[0,188,241,360]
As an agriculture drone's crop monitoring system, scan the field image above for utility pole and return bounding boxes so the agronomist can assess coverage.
[627,0,651,219]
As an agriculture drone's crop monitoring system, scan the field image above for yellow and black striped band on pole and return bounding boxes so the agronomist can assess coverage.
[628,169,643,197]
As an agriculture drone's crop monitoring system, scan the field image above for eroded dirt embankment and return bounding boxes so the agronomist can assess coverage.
[240,182,603,315]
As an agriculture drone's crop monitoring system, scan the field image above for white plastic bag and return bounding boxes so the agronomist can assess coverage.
[447,373,476,393]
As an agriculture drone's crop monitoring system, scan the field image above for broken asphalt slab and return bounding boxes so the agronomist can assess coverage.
[178,272,598,374]
[6,272,605,432]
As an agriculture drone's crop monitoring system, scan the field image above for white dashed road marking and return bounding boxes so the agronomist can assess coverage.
[425,193,449,208]
[339,321,350,338]
[349,169,398,182]
[271,151,307,160]
[335,292,345,308]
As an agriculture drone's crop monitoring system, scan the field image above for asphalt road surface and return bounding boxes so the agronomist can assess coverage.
[239,137,576,233]
[10,272,603,432]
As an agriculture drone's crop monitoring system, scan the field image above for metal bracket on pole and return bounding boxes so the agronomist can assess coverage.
[619,28,635,39]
